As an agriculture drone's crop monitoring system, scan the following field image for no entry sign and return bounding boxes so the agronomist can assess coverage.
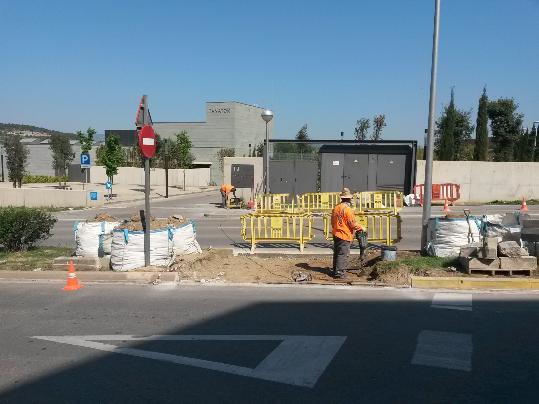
[138,125,156,158]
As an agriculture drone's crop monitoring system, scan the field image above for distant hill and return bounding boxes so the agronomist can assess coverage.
[0,123,77,139]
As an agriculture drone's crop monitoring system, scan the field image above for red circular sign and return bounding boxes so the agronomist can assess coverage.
[138,125,157,158]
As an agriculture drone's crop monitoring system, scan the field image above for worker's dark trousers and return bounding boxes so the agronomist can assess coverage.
[221,191,227,208]
[333,236,351,277]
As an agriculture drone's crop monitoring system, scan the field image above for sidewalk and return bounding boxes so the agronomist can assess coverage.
[0,181,218,205]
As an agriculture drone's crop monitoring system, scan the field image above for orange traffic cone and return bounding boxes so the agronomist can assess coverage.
[520,197,529,212]
[63,260,82,291]
[443,199,451,214]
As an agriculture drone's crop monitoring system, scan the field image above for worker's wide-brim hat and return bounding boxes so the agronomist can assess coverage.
[340,188,353,199]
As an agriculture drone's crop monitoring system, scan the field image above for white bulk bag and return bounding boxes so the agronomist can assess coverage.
[171,222,202,255]
[110,227,175,271]
[74,221,120,257]
[427,217,481,257]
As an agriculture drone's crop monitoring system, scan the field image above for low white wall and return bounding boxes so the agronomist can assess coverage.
[90,166,210,188]
[0,188,103,208]
[416,161,539,203]
[223,157,263,200]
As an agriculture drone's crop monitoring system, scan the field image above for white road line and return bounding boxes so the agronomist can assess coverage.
[32,334,346,388]
[431,293,472,311]
[411,330,472,371]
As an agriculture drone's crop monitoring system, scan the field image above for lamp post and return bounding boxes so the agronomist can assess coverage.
[533,121,539,162]
[0,144,4,182]
[261,109,274,194]
[164,139,170,198]
[421,0,441,252]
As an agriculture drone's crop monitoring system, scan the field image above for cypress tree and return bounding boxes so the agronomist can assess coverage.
[438,89,456,160]
[474,87,489,161]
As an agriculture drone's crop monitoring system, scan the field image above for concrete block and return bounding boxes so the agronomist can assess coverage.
[459,244,480,258]
[53,256,100,271]
[481,237,498,259]
[498,241,527,257]
[459,257,499,271]
[499,256,537,270]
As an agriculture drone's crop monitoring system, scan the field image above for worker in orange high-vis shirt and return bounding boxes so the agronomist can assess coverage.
[331,188,364,279]
[220,184,236,208]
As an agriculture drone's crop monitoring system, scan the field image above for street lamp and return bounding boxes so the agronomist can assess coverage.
[420,0,441,252]
[164,139,170,198]
[0,144,4,182]
[261,109,274,194]
[533,121,539,162]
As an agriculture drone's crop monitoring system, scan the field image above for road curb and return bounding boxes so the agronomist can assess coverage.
[0,271,177,284]
[411,276,539,290]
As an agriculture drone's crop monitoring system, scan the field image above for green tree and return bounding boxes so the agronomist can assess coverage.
[77,127,95,154]
[437,90,457,160]
[514,128,534,162]
[354,118,370,141]
[49,134,75,186]
[251,142,264,157]
[371,114,386,140]
[174,131,194,168]
[3,134,28,188]
[99,135,124,182]
[216,148,235,172]
[474,87,489,161]
[295,124,313,155]
[488,98,523,162]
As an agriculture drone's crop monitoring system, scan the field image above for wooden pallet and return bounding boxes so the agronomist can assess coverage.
[469,268,534,276]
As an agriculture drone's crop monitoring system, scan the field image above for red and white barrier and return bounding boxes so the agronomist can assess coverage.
[413,183,461,206]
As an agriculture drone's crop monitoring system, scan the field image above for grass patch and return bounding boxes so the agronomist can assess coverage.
[375,256,460,272]
[0,247,72,271]
[488,199,539,205]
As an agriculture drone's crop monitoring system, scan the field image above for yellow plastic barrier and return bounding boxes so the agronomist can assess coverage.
[255,194,291,212]
[355,191,404,214]
[241,212,314,252]
[322,211,402,246]
[296,192,353,213]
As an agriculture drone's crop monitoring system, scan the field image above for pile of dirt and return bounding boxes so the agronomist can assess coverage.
[87,213,119,222]
[164,249,460,286]
[117,214,186,231]
[171,250,371,284]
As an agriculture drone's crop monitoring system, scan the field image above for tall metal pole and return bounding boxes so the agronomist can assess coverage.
[533,122,539,162]
[140,95,151,267]
[421,0,441,251]
[1,153,4,182]
[164,140,169,198]
[265,122,269,194]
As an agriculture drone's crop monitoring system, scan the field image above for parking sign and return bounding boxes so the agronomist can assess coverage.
[80,153,91,168]
[81,153,91,168]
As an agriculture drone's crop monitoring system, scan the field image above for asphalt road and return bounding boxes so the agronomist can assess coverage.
[1,283,539,403]
[44,190,539,252]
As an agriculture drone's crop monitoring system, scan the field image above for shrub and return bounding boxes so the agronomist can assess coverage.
[23,175,68,184]
[0,207,58,251]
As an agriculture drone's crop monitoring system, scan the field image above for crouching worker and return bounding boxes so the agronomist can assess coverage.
[331,188,364,279]
[220,184,236,208]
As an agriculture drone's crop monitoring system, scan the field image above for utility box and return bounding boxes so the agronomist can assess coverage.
[231,164,254,189]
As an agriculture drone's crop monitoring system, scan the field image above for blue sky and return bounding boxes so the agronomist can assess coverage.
[0,0,538,142]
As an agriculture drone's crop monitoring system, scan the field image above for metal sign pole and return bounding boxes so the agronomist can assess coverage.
[144,156,151,266]
[135,94,155,267]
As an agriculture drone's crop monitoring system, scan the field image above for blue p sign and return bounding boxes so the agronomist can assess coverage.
[90,191,98,201]
[105,181,112,190]
[80,153,91,168]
